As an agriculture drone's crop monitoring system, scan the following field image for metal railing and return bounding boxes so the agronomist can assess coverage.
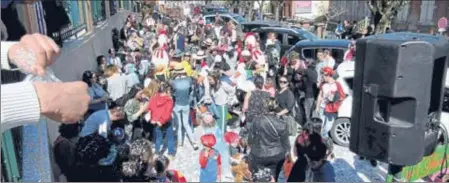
[51,24,88,45]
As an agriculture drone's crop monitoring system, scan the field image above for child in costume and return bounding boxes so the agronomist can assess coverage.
[224,131,241,157]
[201,113,230,179]
[244,32,267,82]
[152,29,169,82]
[153,155,187,182]
[199,134,222,182]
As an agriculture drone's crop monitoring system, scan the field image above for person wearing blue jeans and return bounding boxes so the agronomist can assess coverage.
[315,66,342,139]
[173,104,198,149]
[153,118,176,157]
[321,111,337,138]
[170,66,199,150]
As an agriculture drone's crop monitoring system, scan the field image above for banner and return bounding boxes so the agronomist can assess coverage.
[294,1,312,14]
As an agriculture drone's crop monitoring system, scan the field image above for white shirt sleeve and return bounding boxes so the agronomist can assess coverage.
[328,57,336,68]
[115,57,123,69]
[1,82,41,132]
[1,41,19,70]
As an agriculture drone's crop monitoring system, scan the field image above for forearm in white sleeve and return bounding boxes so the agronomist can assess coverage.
[1,82,41,132]
[1,41,19,70]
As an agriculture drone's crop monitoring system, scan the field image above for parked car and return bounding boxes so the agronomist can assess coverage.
[284,39,352,67]
[240,21,282,33]
[200,6,229,14]
[332,61,355,147]
[203,13,247,25]
[283,39,352,146]
[253,26,318,56]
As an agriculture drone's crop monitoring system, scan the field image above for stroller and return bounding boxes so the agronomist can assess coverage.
[302,117,334,159]
[227,89,248,129]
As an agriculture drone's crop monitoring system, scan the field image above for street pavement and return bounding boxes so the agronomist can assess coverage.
[168,125,390,182]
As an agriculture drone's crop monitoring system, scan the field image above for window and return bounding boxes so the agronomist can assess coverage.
[123,0,130,10]
[287,34,300,45]
[330,48,346,64]
[221,16,231,23]
[242,25,254,32]
[299,31,318,40]
[258,31,267,41]
[63,1,81,26]
[205,16,215,24]
[276,33,283,43]
[396,3,410,22]
[420,0,435,24]
[232,15,246,23]
[302,48,317,60]
[345,78,354,90]
[91,0,106,24]
[109,0,117,16]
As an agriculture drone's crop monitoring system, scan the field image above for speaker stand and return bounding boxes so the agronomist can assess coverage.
[386,164,404,182]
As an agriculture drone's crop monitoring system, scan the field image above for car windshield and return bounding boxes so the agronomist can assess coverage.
[294,29,318,40]
[232,15,246,23]
[206,7,228,14]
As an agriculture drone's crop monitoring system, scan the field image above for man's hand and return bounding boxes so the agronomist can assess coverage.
[8,33,60,76]
[34,82,89,123]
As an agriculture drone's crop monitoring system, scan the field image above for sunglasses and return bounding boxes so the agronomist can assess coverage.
[279,80,288,84]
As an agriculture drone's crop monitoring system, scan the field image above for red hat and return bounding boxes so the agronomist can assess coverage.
[200,134,216,148]
[321,66,334,76]
[224,132,240,144]
[167,170,187,182]
[200,60,208,68]
[244,32,255,39]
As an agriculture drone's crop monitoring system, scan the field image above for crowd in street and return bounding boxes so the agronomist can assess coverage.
[52,5,361,182]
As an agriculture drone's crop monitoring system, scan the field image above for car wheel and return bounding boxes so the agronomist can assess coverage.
[331,118,351,147]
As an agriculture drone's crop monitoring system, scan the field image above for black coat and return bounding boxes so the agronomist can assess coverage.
[248,114,290,158]
[302,65,318,99]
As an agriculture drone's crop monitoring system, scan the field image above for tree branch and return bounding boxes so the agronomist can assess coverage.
[376,0,386,16]
[367,0,378,13]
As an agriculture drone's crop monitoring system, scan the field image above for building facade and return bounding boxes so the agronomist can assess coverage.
[283,0,329,20]
[328,0,449,33]
[1,1,137,182]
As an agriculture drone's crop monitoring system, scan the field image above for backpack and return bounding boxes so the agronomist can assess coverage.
[322,82,345,113]
[335,24,344,35]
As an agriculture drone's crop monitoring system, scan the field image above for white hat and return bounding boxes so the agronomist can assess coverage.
[241,50,251,57]
[203,38,213,45]
[193,50,206,60]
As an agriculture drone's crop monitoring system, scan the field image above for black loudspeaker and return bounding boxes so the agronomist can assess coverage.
[350,33,449,166]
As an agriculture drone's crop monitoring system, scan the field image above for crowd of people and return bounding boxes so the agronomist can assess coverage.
[50,6,363,182]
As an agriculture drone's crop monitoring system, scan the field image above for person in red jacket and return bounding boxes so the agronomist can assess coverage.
[148,82,176,159]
